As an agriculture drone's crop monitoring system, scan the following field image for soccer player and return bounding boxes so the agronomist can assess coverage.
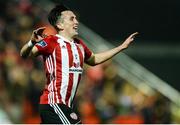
[20,4,138,124]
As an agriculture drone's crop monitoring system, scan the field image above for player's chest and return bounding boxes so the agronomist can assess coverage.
[58,42,84,63]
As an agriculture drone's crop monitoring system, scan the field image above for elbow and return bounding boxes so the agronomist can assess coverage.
[86,59,98,66]
[89,63,97,66]
[20,50,28,59]
[21,55,27,59]
[86,54,98,66]
[20,53,27,59]
[85,61,97,66]
[20,51,23,57]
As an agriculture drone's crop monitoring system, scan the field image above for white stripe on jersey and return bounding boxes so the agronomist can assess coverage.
[58,39,70,105]
[53,50,60,103]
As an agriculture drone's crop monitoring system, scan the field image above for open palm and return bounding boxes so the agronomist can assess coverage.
[121,32,138,49]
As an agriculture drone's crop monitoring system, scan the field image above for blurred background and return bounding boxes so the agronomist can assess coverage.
[0,0,180,123]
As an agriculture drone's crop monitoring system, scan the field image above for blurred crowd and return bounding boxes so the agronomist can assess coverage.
[0,0,178,124]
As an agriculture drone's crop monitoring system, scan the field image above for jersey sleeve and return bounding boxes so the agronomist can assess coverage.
[78,39,93,61]
[35,36,57,55]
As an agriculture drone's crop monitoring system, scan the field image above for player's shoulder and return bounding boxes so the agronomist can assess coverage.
[36,35,58,48]
[44,35,59,43]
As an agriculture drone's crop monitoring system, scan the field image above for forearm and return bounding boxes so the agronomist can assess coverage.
[89,45,125,66]
[95,45,125,64]
[20,41,34,58]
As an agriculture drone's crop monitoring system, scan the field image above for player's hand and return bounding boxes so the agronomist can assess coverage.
[120,32,138,49]
[31,27,47,44]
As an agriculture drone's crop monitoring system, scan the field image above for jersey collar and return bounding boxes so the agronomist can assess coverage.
[55,34,74,44]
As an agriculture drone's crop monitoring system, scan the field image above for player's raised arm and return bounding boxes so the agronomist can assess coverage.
[20,27,46,58]
[86,32,138,66]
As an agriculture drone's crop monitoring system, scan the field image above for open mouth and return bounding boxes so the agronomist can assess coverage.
[73,26,78,31]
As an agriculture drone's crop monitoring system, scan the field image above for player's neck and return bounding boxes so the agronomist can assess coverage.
[58,32,74,42]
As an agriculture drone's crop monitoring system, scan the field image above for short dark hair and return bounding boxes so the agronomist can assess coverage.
[48,4,69,28]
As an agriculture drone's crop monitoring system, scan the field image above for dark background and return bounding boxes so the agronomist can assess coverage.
[63,0,180,42]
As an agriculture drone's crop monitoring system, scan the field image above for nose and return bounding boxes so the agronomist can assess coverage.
[74,18,79,25]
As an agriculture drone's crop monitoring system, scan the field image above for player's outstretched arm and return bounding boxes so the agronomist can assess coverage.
[20,27,46,58]
[86,32,138,66]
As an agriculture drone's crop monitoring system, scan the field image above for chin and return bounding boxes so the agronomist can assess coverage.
[74,32,78,36]
[71,31,78,38]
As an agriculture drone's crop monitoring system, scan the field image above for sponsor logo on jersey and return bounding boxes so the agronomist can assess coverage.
[37,40,47,47]
[69,68,83,73]
[69,66,83,74]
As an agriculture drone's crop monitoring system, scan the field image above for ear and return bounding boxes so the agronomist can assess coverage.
[56,22,64,30]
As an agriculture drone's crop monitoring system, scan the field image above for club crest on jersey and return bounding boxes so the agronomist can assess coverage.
[78,45,84,52]
[37,40,47,47]
[70,112,78,120]
[73,62,80,68]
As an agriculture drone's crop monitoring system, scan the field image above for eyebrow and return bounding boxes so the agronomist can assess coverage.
[69,15,77,20]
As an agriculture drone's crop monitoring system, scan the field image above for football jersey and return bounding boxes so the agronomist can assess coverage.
[35,34,92,107]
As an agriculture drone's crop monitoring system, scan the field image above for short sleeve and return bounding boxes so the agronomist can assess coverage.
[35,35,58,55]
[78,39,93,61]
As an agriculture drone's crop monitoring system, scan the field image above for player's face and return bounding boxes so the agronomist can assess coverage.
[59,11,79,37]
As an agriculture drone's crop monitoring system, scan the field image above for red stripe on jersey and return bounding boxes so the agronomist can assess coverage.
[65,42,74,105]
[54,45,62,103]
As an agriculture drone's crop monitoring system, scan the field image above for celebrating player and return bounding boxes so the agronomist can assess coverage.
[20,4,138,124]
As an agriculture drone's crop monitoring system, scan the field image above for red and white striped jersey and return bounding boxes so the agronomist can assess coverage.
[35,34,92,107]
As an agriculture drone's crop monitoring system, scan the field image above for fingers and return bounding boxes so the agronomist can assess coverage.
[31,27,47,42]
[34,27,46,36]
[133,32,139,35]
[132,32,139,36]
[42,34,48,38]
[37,27,46,35]
[131,32,139,38]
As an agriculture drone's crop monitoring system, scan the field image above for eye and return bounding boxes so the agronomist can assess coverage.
[70,17,74,21]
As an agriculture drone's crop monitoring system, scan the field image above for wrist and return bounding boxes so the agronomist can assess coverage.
[27,40,35,48]
[118,45,126,51]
